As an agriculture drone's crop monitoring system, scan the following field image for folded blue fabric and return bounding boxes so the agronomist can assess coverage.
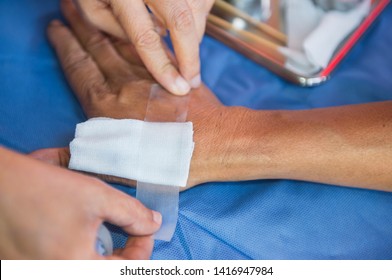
[1,0,391,259]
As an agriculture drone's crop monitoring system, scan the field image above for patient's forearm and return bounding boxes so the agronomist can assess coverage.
[220,101,392,191]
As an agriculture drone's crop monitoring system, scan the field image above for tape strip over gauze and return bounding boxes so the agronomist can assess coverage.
[136,84,192,241]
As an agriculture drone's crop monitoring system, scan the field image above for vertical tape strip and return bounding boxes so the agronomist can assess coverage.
[136,84,190,241]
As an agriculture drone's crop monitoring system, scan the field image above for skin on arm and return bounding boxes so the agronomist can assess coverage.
[34,1,392,192]
[74,0,215,95]
[0,147,161,259]
[230,103,392,191]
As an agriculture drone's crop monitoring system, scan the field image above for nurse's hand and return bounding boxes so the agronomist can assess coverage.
[0,147,161,259]
[73,0,215,95]
[32,1,237,190]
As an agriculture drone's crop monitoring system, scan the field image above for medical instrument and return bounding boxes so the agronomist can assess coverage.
[313,0,365,11]
[207,0,390,86]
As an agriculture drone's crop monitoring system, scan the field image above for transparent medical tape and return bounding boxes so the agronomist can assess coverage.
[136,84,191,242]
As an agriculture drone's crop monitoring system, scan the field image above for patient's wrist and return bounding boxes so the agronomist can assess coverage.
[205,108,286,183]
[189,107,281,184]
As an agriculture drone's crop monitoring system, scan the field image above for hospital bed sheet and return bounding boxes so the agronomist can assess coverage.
[1,0,392,259]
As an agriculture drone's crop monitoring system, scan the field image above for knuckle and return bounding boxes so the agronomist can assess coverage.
[58,148,71,167]
[133,29,161,50]
[63,52,92,72]
[85,80,110,100]
[85,33,109,51]
[170,6,194,32]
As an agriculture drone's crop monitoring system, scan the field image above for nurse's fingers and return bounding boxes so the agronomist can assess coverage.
[109,0,191,96]
[61,0,135,81]
[107,13,167,68]
[75,1,167,40]
[187,0,215,41]
[111,37,177,71]
[76,0,127,40]
[97,187,162,236]
[111,236,154,260]
[146,0,201,88]
[28,147,162,237]
[47,20,107,111]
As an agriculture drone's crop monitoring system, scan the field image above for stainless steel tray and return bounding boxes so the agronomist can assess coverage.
[206,0,390,86]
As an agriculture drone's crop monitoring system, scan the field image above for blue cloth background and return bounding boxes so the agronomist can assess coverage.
[1,0,392,259]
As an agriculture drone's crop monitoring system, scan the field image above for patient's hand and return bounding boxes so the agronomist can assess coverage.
[32,1,238,189]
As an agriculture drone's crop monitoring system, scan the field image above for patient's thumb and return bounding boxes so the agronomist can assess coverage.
[29,147,70,167]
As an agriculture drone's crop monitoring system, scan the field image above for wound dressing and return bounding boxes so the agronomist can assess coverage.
[69,84,194,242]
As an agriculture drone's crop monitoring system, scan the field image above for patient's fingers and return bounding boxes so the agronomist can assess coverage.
[109,37,154,80]
[110,37,145,67]
[30,147,70,167]
[29,147,137,187]
[75,0,127,40]
[47,20,107,111]
[61,0,136,82]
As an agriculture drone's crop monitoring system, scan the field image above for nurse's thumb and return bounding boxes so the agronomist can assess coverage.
[97,186,162,236]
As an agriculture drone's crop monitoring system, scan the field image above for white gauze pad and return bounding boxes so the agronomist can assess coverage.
[69,117,194,187]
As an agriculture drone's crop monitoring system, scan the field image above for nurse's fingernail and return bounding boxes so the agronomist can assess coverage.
[190,74,201,89]
[173,76,191,95]
[152,211,162,225]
